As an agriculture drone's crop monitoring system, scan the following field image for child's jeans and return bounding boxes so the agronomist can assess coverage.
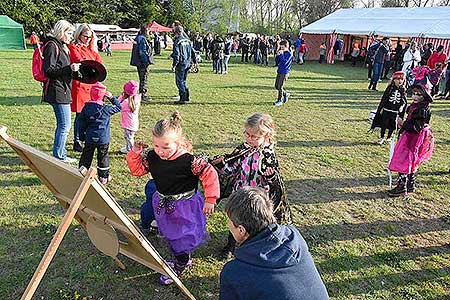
[124,128,136,152]
[275,73,287,101]
[141,179,156,229]
[79,143,110,179]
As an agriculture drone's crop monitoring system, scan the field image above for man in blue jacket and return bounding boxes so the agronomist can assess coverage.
[368,37,390,91]
[220,187,329,300]
[130,24,154,102]
[172,25,196,104]
[274,39,293,106]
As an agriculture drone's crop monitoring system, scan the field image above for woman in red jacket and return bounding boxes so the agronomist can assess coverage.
[69,23,103,152]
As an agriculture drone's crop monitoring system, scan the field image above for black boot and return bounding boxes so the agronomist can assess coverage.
[174,91,187,105]
[388,173,407,197]
[407,173,416,193]
[219,232,236,260]
[185,89,190,102]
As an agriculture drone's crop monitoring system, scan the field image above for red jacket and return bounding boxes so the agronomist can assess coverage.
[427,52,447,69]
[69,42,103,113]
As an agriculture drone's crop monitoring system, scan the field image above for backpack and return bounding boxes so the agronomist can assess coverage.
[32,40,59,82]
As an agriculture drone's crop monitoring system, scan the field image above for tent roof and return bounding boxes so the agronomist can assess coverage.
[0,15,23,28]
[148,21,172,32]
[300,7,450,39]
[77,24,139,33]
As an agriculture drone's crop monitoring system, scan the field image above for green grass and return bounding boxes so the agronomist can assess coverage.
[1,49,450,300]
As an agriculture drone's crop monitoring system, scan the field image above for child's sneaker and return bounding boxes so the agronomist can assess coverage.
[273,100,283,106]
[159,259,193,285]
[377,138,385,145]
[99,175,112,184]
[283,92,290,103]
[119,147,128,154]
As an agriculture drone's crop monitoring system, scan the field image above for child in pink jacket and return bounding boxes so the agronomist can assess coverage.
[119,80,141,154]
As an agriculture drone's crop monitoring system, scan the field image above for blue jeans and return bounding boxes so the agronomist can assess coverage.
[370,62,384,88]
[141,179,157,228]
[175,67,189,95]
[51,103,71,160]
[223,55,230,72]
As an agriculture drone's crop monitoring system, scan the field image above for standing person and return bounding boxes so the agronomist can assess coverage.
[172,25,196,104]
[219,187,329,300]
[42,20,79,163]
[388,81,434,196]
[104,33,112,56]
[421,43,433,66]
[319,42,327,64]
[131,24,154,102]
[402,41,421,73]
[231,38,239,59]
[253,35,261,64]
[294,34,302,64]
[211,113,292,259]
[119,80,141,154]
[126,111,219,285]
[154,32,161,55]
[212,35,225,74]
[30,31,40,50]
[78,82,121,184]
[370,71,407,145]
[298,39,307,64]
[393,39,403,71]
[69,23,103,153]
[351,42,360,66]
[382,47,392,79]
[368,37,390,91]
[273,40,293,106]
[223,36,232,74]
[260,36,269,67]
[366,37,380,80]
[427,45,447,70]
[241,37,249,63]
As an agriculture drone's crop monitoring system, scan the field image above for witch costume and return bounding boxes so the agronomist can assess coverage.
[127,147,219,284]
[388,81,434,197]
[211,142,292,259]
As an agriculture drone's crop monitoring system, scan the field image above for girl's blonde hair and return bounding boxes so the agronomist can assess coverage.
[152,111,193,152]
[74,23,98,52]
[51,20,75,43]
[122,93,137,113]
[245,113,276,144]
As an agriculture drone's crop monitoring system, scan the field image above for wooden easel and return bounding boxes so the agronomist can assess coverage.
[0,126,196,300]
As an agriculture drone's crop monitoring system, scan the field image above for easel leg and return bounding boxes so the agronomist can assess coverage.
[20,168,97,300]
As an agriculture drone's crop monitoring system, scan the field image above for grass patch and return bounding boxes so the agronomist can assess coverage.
[1,49,450,299]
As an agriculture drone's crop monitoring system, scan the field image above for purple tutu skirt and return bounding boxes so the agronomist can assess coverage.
[152,191,208,255]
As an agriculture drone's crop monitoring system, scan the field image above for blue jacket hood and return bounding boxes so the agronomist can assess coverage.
[235,223,301,268]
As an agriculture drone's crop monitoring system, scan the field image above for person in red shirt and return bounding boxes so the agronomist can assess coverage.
[427,45,447,69]
[69,24,103,152]
[30,32,40,50]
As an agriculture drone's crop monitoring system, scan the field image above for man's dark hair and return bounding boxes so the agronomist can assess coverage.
[437,45,444,52]
[225,187,276,237]
[173,25,184,36]
[139,24,148,35]
[280,39,288,47]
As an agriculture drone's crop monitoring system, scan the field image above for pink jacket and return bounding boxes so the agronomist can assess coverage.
[388,126,434,174]
[119,94,141,132]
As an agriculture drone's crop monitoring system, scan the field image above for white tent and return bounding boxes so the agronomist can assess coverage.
[300,7,450,39]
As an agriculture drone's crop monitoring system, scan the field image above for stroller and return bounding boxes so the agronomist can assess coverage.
[190,50,202,73]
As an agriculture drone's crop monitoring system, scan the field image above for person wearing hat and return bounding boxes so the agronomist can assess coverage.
[78,82,121,184]
[388,80,434,197]
[371,71,407,145]
[69,23,103,153]
[119,80,141,154]
[172,25,197,104]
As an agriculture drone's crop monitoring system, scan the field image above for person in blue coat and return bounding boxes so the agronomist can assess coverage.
[220,187,329,300]
[273,39,293,106]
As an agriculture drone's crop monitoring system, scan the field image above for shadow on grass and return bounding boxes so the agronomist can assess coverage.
[0,96,43,106]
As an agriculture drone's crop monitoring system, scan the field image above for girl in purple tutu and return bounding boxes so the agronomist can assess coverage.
[126,111,219,285]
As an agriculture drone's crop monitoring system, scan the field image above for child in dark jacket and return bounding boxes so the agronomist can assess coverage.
[79,82,121,183]
[371,71,407,144]
[273,39,293,106]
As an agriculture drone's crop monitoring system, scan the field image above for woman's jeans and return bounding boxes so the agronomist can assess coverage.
[51,103,71,160]
[223,55,230,72]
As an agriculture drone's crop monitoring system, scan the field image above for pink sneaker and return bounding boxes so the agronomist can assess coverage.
[159,259,192,285]
[99,175,112,184]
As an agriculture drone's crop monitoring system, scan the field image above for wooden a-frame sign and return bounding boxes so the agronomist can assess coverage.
[0,127,196,300]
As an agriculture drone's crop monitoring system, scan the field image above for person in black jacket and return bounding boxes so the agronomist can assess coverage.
[371,71,407,144]
[42,20,80,163]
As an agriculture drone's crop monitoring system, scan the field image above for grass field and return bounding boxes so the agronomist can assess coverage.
[0,49,449,300]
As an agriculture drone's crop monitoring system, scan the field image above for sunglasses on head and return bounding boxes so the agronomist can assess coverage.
[82,34,92,39]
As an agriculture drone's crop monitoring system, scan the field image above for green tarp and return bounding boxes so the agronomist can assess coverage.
[0,15,26,50]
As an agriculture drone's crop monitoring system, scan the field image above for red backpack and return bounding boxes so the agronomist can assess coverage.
[32,40,59,82]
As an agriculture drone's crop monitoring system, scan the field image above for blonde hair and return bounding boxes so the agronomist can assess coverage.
[245,113,276,144]
[51,20,75,42]
[152,111,193,152]
[74,23,98,52]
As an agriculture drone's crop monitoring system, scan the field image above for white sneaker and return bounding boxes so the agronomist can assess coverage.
[273,100,283,106]
[120,147,128,154]
[377,138,385,145]
[62,157,77,164]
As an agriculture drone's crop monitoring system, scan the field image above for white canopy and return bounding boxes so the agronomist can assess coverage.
[75,23,139,33]
[300,7,450,39]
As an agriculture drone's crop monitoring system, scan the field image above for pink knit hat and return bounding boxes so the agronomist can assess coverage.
[90,82,107,102]
[123,80,139,96]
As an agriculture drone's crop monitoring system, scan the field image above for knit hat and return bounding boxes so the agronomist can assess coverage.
[123,80,139,96]
[90,82,107,102]
[392,71,405,80]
